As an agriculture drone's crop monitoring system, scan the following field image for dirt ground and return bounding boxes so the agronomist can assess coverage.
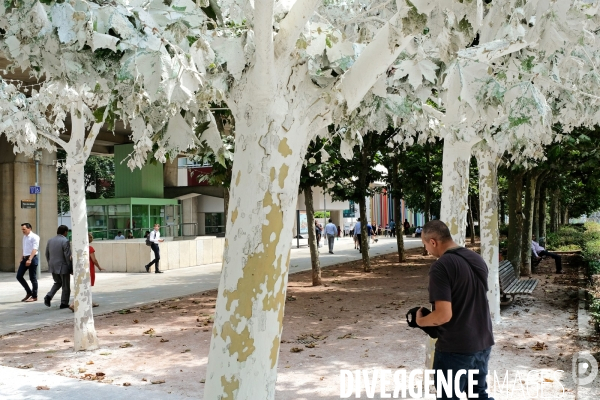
[0,246,589,399]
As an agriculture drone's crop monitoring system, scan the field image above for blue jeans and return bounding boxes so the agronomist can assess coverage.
[16,256,38,298]
[433,347,494,400]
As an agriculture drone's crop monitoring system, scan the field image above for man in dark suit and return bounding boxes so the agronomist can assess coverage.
[44,225,72,309]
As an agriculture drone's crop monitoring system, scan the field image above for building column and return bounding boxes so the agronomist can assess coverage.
[0,137,57,272]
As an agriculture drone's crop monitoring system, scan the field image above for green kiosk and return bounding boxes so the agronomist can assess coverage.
[87,144,181,240]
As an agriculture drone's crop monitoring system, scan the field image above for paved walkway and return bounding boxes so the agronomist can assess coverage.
[0,236,423,336]
[0,236,423,399]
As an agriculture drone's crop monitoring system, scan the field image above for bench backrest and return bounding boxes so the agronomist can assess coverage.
[499,260,517,290]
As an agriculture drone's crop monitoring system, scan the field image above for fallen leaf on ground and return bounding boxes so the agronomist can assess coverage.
[36,386,49,390]
[290,347,304,353]
[120,343,133,348]
[144,328,155,335]
[160,338,169,343]
[123,382,131,386]
[86,361,94,365]
[18,364,33,369]
[63,339,70,343]
[133,320,139,324]
[305,343,316,348]
[142,378,147,382]
[337,333,354,339]
[532,342,548,351]
[181,349,191,353]
[78,368,86,373]
[151,380,165,384]
[96,372,105,377]
[200,379,206,383]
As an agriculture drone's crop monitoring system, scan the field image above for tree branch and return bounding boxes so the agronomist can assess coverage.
[274,0,320,59]
[83,122,103,159]
[36,129,71,152]
[339,12,415,112]
[253,0,276,89]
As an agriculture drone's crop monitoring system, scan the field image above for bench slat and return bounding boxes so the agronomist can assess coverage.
[499,259,539,298]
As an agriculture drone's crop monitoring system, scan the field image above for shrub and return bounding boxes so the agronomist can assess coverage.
[583,239,600,262]
[499,224,509,236]
[590,297,600,328]
[555,244,582,251]
[546,225,584,250]
[585,221,600,233]
[588,260,600,276]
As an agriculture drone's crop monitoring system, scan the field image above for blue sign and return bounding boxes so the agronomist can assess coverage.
[29,186,41,194]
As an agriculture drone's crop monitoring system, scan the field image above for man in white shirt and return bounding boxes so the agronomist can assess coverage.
[354,218,362,253]
[145,224,164,273]
[114,231,125,240]
[324,219,338,254]
[532,235,563,274]
[17,223,40,302]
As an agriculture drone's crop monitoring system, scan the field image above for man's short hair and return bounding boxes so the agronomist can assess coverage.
[328,219,332,223]
[57,225,69,235]
[118,231,122,235]
[422,220,452,242]
[154,223,160,227]
[21,222,32,229]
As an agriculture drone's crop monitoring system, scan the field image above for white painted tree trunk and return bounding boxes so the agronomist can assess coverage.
[204,78,320,398]
[67,107,99,351]
[439,138,481,244]
[474,144,501,323]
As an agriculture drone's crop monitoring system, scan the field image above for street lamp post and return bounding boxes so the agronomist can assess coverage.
[33,150,42,277]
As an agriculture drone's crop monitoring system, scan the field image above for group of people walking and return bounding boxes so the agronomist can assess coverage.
[17,223,103,311]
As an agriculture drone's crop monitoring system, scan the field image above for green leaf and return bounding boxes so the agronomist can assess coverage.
[93,107,106,123]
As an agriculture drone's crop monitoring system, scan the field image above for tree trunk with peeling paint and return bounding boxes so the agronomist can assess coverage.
[550,188,560,233]
[203,2,414,396]
[303,185,321,286]
[468,195,476,244]
[474,145,501,323]
[358,136,372,272]
[223,188,230,228]
[521,171,539,275]
[439,139,479,245]
[390,154,405,262]
[67,106,100,351]
[539,184,548,240]
[533,179,541,240]
[507,170,525,276]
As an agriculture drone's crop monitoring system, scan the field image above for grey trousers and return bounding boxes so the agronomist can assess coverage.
[47,273,71,306]
[327,234,335,252]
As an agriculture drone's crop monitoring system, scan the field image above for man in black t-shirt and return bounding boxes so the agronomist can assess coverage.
[416,220,495,400]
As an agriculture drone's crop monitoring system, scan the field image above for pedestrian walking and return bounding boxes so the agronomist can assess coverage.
[145,224,164,273]
[315,221,322,248]
[88,233,104,307]
[354,218,362,252]
[17,223,40,302]
[44,225,72,309]
[69,232,104,312]
[324,219,338,254]
[389,219,396,237]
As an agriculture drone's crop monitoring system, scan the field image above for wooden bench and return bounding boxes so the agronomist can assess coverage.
[499,260,539,303]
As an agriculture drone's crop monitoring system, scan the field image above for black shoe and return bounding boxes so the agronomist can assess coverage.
[330,252,334,254]
[59,304,70,309]
[155,270,164,273]
[145,264,150,273]
[44,296,51,307]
